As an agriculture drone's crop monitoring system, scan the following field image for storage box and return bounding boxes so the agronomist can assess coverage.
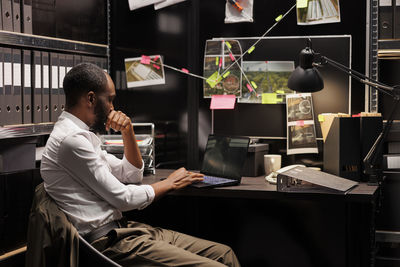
[0,137,36,173]
[241,143,269,177]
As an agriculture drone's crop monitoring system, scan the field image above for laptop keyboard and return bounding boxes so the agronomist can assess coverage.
[203,175,234,185]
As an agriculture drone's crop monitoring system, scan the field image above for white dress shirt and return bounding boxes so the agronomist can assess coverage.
[41,111,155,235]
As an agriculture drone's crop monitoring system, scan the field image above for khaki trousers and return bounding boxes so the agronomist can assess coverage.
[91,221,240,267]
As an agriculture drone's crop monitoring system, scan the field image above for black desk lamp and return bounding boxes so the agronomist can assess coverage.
[287,39,400,184]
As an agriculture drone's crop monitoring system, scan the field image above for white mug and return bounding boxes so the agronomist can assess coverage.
[264,154,282,175]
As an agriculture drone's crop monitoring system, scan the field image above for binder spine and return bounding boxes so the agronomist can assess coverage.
[58,53,66,117]
[49,52,58,122]
[32,50,41,123]
[12,0,20,32]
[41,51,49,122]
[22,0,32,33]
[12,48,22,124]
[22,49,31,123]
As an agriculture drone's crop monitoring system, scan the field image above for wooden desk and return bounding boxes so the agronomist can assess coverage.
[133,169,379,267]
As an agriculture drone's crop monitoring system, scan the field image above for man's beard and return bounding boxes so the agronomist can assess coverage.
[90,99,109,134]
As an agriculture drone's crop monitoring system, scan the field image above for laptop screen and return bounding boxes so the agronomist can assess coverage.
[201,135,250,179]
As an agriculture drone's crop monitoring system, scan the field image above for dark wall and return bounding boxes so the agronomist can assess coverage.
[111,0,368,168]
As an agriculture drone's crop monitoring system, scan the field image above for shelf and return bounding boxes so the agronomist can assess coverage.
[378,39,400,58]
[0,123,54,139]
[0,30,108,56]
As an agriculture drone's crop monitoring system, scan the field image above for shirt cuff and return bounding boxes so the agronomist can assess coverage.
[122,156,145,172]
[139,184,155,209]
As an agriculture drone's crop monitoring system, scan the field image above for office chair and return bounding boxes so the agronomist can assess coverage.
[78,235,121,267]
[26,183,121,267]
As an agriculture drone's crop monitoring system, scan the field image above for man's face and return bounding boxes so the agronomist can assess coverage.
[90,74,116,133]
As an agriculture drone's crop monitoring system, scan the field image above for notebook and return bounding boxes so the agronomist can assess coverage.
[191,135,250,188]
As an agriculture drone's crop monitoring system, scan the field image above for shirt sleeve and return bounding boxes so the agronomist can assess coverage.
[103,151,144,184]
[58,133,155,211]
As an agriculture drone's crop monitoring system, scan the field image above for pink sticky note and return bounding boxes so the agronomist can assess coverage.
[246,83,254,92]
[296,120,305,126]
[229,53,235,62]
[181,68,189,73]
[153,64,160,70]
[210,95,236,110]
[141,55,151,65]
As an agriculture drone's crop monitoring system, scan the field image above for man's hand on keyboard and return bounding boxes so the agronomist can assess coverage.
[167,168,204,190]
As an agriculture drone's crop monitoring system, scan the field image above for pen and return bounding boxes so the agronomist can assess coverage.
[227,0,243,12]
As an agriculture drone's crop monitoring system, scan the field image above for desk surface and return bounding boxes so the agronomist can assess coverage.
[143,169,379,203]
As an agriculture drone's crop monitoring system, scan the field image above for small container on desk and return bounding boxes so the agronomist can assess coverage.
[100,123,155,174]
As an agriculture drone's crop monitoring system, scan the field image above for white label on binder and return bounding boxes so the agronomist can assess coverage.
[388,156,400,169]
[66,67,72,73]
[43,65,49,88]
[13,63,21,86]
[24,64,31,87]
[35,65,41,88]
[0,63,3,87]
[59,66,66,88]
[380,0,391,6]
[51,66,58,89]
[4,62,12,86]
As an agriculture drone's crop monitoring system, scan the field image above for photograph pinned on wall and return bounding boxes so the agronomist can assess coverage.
[296,0,341,25]
[203,39,242,98]
[225,0,254,23]
[286,93,318,155]
[154,0,187,10]
[128,0,164,11]
[124,55,165,88]
[238,61,294,104]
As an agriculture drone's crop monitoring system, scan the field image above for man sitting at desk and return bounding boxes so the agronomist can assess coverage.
[40,63,240,267]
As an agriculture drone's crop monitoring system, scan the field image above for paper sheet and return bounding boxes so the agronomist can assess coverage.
[124,55,165,88]
[286,93,318,155]
[154,0,186,10]
[128,0,164,11]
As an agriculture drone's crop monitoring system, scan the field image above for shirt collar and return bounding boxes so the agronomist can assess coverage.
[59,111,90,131]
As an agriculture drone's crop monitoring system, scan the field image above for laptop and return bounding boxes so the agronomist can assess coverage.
[191,135,250,188]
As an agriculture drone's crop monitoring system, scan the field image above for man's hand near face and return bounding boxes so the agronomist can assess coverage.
[106,110,143,169]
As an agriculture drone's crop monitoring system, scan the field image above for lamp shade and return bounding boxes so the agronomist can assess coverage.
[287,47,324,92]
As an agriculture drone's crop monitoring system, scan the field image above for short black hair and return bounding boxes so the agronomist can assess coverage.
[63,63,108,108]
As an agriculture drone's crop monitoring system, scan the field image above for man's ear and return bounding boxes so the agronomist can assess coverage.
[87,91,96,106]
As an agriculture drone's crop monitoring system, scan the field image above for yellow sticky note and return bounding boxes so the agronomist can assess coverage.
[225,41,232,49]
[222,71,231,78]
[297,0,308,8]
[248,46,255,54]
[251,81,258,89]
[262,93,278,104]
[275,15,283,22]
[276,90,285,94]
[206,71,223,88]
[318,114,325,122]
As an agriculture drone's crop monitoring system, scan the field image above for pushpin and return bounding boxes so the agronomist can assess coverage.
[228,0,243,12]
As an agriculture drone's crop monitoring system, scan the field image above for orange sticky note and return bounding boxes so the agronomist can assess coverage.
[210,95,236,110]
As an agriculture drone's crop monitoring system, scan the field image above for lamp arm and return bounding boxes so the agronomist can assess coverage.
[363,97,400,183]
[320,56,396,98]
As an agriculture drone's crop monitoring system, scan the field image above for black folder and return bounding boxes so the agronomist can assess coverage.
[49,52,58,122]
[58,53,66,117]
[22,49,31,124]
[379,0,394,39]
[12,0,21,32]
[1,0,13,31]
[0,48,4,125]
[22,0,32,33]
[73,54,81,66]
[41,51,50,122]
[32,50,41,123]
[3,48,12,125]
[12,48,22,124]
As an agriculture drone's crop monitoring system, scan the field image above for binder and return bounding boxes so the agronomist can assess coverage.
[12,0,21,32]
[73,54,81,66]
[41,51,50,122]
[379,0,394,39]
[65,54,73,74]
[0,48,4,125]
[3,48,12,125]
[58,53,66,117]
[395,0,400,38]
[22,0,32,33]
[2,0,13,31]
[100,57,108,73]
[12,48,22,124]
[22,49,31,124]
[32,50,41,123]
[49,52,58,122]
